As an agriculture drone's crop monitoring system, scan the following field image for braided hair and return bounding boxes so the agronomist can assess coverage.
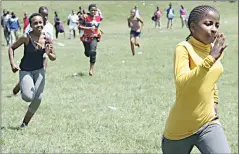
[186,5,220,41]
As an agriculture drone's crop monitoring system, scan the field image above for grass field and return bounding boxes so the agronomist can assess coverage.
[1,1,238,153]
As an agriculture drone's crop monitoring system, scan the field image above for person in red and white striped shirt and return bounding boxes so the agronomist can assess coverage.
[78,4,103,76]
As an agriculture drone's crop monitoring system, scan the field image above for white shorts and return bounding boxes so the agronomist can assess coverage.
[181,15,187,20]
[69,23,78,30]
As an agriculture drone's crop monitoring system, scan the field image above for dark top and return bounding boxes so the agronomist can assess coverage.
[19,34,45,71]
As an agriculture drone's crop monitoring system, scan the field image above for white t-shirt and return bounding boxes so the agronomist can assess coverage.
[1,14,11,28]
[68,14,78,25]
[24,21,54,40]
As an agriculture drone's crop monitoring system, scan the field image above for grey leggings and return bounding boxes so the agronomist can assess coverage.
[82,38,98,64]
[162,123,231,154]
[19,68,45,114]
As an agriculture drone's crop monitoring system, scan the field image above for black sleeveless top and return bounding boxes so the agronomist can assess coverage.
[19,34,45,71]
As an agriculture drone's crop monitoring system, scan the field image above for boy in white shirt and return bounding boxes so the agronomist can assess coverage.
[67,10,79,39]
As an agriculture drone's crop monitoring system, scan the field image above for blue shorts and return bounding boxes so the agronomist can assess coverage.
[130,30,141,37]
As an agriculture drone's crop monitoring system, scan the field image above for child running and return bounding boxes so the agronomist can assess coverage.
[78,4,103,76]
[67,10,78,39]
[54,11,65,39]
[8,13,56,128]
[162,5,231,153]
[127,8,144,56]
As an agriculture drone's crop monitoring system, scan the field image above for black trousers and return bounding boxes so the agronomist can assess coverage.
[82,38,98,64]
[54,25,59,39]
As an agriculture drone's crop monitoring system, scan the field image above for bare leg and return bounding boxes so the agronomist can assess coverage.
[135,37,140,48]
[89,63,94,76]
[130,37,135,56]
[88,38,98,76]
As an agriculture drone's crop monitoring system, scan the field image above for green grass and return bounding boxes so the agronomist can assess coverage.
[1,1,238,153]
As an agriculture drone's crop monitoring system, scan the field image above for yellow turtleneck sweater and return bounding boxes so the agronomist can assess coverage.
[163,36,223,140]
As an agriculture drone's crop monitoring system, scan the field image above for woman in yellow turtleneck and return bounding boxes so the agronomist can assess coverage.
[162,5,231,154]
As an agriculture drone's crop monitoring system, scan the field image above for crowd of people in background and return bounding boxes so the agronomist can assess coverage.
[2,1,237,47]
[151,3,188,29]
[1,10,21,46]
[1,5,103,47]
[1,3,189,47]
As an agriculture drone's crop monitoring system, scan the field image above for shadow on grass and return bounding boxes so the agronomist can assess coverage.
[1,126,23,131]
[8,126,22,131]
[70,72,86,77]
[6,94,16,98]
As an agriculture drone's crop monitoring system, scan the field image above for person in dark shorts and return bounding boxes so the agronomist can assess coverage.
[127,8,144,56]
[166,3,174,29]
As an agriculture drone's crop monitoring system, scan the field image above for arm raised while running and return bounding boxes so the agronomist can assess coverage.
[45,37,56,61]
[137,17,144,24]
[137,17,144,29]
[79,24,95,30]
[174,45,216,88]
[175,33,228,88]
[127,17,132,28]
[78,15,95,30]
[8,36,28,72]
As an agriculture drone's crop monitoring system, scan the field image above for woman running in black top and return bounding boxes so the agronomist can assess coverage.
[8,13,56,128]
